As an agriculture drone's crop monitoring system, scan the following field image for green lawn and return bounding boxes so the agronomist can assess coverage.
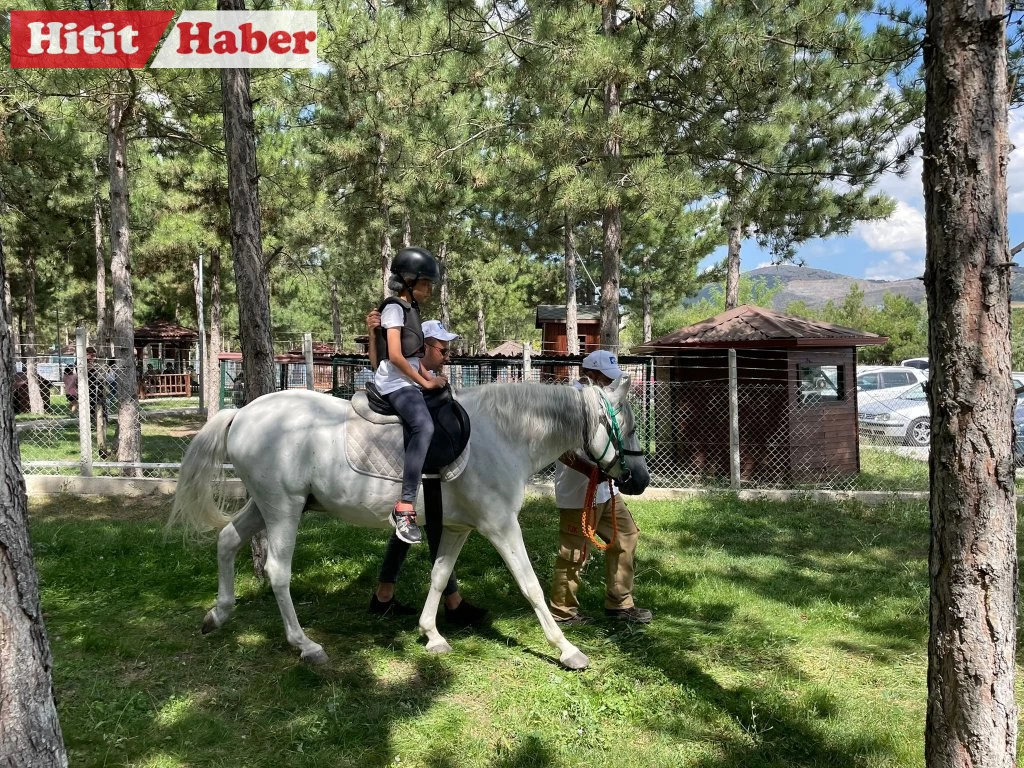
[29,494,960,767]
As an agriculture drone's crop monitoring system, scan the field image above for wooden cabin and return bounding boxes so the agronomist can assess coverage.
[634,305,888,484]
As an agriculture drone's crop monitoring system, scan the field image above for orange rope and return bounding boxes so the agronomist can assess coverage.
[581,467,617,552]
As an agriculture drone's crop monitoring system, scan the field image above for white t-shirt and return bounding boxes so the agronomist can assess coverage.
[553,381,618,508]
[373,302,421,395]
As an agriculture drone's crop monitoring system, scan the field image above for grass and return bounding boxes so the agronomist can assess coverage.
[854,448,929,492]
[29,493,955,767]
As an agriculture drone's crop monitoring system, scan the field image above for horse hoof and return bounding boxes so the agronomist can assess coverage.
[302,648,330,666]
[201,611,219,635]
[426,639,453,655]
[560,650,589,670]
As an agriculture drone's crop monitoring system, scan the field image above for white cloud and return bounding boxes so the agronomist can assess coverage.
[863,250,925,281]
[856,200,926,252]
[1007,111,1024,213]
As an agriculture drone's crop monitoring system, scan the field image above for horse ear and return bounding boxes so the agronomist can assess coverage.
[616,375,631,398]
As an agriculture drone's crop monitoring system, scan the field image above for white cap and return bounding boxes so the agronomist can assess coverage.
[422,319,459,342]
[581,349,623,380]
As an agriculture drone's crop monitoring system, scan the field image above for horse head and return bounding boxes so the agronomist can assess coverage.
[582,375,650,496]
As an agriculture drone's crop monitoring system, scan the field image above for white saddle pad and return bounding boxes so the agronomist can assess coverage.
[346,392,470,482]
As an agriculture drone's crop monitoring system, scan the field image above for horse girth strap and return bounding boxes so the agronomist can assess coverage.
[581,466,617,552]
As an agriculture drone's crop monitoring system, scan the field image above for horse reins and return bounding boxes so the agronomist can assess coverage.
[578,388,642,552]
[581,466,617,551]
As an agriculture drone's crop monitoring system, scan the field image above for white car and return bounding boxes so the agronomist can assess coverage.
[856,366,928,403]
[901,357,930,371]
[858,382,930,446]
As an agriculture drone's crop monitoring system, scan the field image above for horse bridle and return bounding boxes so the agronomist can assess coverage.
[584,388,645,481]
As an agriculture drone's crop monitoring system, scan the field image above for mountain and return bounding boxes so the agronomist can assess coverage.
[693,263,1024,311]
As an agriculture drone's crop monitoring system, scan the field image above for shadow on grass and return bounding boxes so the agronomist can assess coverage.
[29,493,931,767]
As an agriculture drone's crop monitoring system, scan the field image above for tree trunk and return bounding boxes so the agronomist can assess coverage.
[599,1,621,353]
[923,0,1018,764]
[192,256,206,412]
[376,130,391,299]
[205,247,222,418]
[564,215,579,355]
[725,207,743,310]
[220,0,275,578]
[330,276,342,351]
[641,249,652,344]
[107,97,142,474]
[438,240,451,328]
[93,158,110,356]
[402,212,412,248]
[0,206,68,768]
[23,250,44,415]
[475,292,487,355]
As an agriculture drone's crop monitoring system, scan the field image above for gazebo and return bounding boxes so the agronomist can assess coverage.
[634,304,888,484]
[133,321,199,397]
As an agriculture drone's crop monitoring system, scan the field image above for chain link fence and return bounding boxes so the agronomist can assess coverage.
[15,334,959,492]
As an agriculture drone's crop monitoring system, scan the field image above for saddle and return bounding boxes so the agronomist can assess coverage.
[346,383,471,482]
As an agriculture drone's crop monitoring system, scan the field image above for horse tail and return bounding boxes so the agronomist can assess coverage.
[168,408,238,538]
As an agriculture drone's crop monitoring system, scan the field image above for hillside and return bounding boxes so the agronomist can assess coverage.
[694,264,1024,310]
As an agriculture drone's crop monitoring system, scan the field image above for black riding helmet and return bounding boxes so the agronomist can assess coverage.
[391,246,441,284]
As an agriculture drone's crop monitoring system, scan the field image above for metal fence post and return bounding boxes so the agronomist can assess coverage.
[523,340,532,380]
[303,333,314,390]
[76,327,92,477]
[728,347,740,490]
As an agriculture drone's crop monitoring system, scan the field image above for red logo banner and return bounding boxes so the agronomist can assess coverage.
[10,10,176,69]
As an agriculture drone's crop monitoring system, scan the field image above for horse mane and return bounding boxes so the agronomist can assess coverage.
[459,381,590,449]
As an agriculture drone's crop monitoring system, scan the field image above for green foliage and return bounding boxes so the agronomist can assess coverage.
[785,285,928,364]
[645,276,782,342]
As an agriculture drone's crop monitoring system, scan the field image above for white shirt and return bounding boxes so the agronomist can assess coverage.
[553,382,618,508]
[373,302,421,395]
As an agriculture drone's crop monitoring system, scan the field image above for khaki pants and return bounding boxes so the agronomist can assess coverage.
[549,498,640,621]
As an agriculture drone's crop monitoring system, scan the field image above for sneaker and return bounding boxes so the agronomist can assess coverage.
[369,593,418,617]
[605,606,653,624]
[554,614,593,626]
[390,503,422,544]
[444,599,490,627]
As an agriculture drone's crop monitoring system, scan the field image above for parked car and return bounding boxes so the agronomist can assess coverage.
[858,382,931,447]
[900,357,930,371]
[856,366,929,403]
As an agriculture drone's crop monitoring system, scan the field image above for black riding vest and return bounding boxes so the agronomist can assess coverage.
[374,297,425,363]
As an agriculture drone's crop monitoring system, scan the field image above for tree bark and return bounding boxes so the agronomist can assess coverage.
[725,206,743,310]
[475,292,487,355]
[219,0,275,579]
[107,96,142,474]
[438,240,451,329]
[564,215,579,355]
[376,129,392,299]
[401,212,412,248]
[93,158,110,357]
[205,247,222,417]
[599,1,621,353]
[923,0,1018,764]
[641,248,652,344]
[330,276,342,351]
[23,250,44,415]
[0,204,68,768]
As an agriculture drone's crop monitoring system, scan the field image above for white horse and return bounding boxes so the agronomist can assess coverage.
[168,377,650,670]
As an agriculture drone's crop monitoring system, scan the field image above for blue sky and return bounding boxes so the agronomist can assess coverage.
[697,109,1024,282]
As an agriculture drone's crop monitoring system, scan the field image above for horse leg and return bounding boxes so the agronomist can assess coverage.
[420,528,470,654]
[481,519,590,670]
[259,499,329,665]
[202,498,265,634]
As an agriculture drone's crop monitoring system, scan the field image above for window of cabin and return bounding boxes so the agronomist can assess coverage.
[798,364,844,403]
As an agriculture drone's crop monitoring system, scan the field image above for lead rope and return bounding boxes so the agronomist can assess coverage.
[581,466,618,552]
